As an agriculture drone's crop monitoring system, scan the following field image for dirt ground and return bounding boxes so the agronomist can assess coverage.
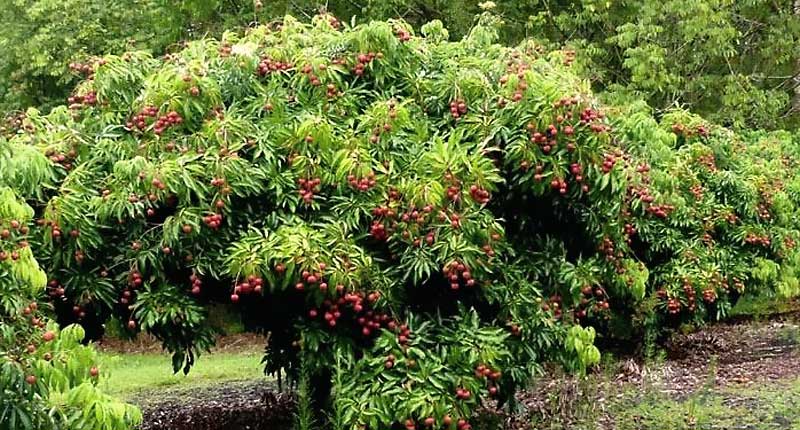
[133,381,295,430]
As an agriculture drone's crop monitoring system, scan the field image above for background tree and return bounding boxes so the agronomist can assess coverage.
[494,0,800,130]
[0,0,261,112]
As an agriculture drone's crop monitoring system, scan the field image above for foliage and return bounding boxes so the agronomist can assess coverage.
[0,0,261,113]
[4,13,800,429]
[0,187,140,430]
[502,0,800,130]
[4,0,800,133]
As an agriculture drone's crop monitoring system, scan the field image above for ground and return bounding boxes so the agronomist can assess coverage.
[97,333,294,430]
[510,310,800,430]
[100,305,800,430]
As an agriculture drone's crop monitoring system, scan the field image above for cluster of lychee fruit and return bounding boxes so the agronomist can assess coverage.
[68,61,97,76]
[689,184,704,200]
[695,153,717,171]
[70,303,90,320]
[347,172,376,191]
[126,105,159,130]
[119,286,135,305]
[442,261,475,290]
[230,275,264,302]
[203,213,223,230]
[582,109,610,133]
[67,91,97,109]
[45,147,78,170]
[598,236,621,262]
[629,185,655,204]
[475,363,502,397]
[0,219,28,262]
[468,184,490,204]
[682,281,697,312]
[600,153,617,174]
[1,112,25,135]
[46,279,65,298]
[189,273,203,295]
[300,63,328,87]
[128,270,143,288]
[666,297,681,315]
[298,177,322,204]
[395,27,412,42]
[756,203,772,220]
[404,416,471,430]
[291,266,324,292]
[256,56,292,76]
[448,99,468,119]
[73,249,86,264]
[645,203,674,219]
[151,111,183,136]
[218,43,233,58]
[352,52,382,76]
[744,233,771,246]
[548,177,569,195]
[671,123,709,138]
[323,14,341,29]
[541,295,563,319]
[498,58,533,104]
[701,288,717,303]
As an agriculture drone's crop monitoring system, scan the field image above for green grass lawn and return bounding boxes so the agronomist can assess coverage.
[98,349,268,399]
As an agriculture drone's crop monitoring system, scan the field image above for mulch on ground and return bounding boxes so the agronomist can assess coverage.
[134,381,295,430]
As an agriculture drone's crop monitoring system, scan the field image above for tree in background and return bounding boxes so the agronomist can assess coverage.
[0,0,260,112]
[501,0,800,130]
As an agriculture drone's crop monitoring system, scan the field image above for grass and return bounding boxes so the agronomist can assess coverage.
[98,349,267,399]
[605,378,800,430]
[730,294,799,319]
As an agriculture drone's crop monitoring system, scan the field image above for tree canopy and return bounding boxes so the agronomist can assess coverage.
[2,0,799,131]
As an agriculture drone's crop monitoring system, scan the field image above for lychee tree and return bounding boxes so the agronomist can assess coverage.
[0,186,141,430]
[3,13,800,429]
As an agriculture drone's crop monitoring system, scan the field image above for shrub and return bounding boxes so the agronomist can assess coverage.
[2,13,800,429]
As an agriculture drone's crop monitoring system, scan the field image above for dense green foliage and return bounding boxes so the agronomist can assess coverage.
[3,0,799,131]
[3,13,800,429]
[0,187,140,430]
[518,0,800,130]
